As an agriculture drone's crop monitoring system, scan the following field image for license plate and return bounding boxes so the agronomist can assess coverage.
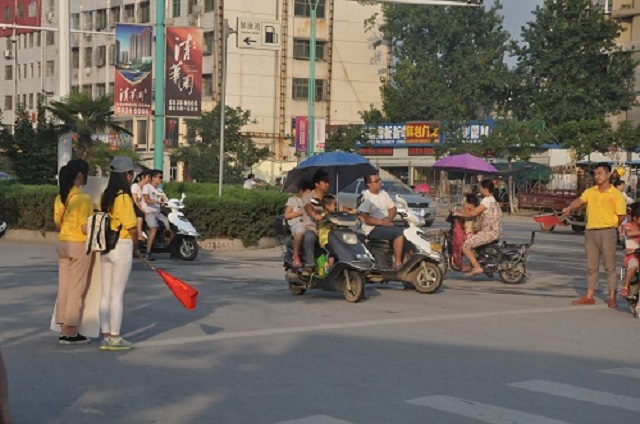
[431,242,442,252]
[412,208,424,217]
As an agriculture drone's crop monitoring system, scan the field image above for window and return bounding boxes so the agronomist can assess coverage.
[4,65,12,81]
[4,96,12,111]
[108,82,114,94]
[71,48,79,69]
[204,31,214,55]
[110,7,120,24]
[293,38,326,60]
[28,93,33,109]
[71,13,80,30]
[3,6,10,22]
[30,62,34,78]
[37,61,41,78]
[139,2,150,23]
[28,1,36,17]
[5,39,9,50]
[96,83,106,97]
[96,46,106,67]
[82,85,92,96]
[205,0,215,12]
[172,0,181,17]
[34,33,40,47]
[22,64,26,79]
[137,119,148,147]
[82,11,92,30]
[28,33,33,48]
[84,47,92,67]
[124,4,134,22]
[108,44,115,65]
[17,4,24,18]
[203,74,213,96]
[292,78,325,101]
[46,60,54,77]
[46,31,54,46]
[294,0,325,18]
[96,9,107,30]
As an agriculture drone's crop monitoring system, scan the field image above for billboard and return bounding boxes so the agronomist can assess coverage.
[295,116,308,153]
[165,27,203,117]
[114,24,153,116]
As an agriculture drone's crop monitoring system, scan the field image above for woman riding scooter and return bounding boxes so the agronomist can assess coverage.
[452,179,503,277]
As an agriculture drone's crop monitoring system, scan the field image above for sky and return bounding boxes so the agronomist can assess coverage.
[487,0,545,42]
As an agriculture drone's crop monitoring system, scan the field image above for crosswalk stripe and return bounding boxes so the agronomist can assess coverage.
[406,395,569,424]
[276,415,354,424]
[509,380,640,412]
[600,368,640,380]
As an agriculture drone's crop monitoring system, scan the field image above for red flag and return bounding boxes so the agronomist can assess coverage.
[533,213,565,228]
[156,268,199,310]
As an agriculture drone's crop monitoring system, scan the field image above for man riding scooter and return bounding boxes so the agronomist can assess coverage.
[357,173,405,270]
[142,169,170,261]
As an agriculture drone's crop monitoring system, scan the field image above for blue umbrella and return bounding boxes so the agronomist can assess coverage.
[282,152,378,195]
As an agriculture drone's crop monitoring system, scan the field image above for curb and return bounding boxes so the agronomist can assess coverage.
[1,229,282,251]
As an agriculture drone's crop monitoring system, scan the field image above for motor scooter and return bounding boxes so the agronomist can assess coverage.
[139,193,200,261]
[621,248,639,318]
[363,195,446,294]
[273,212,374,303]
[446,213,535,284]
[0,221,6,238]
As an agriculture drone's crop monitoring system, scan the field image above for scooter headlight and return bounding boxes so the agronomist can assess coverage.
[342,233,358,244]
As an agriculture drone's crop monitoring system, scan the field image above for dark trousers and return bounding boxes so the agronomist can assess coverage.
[303,230,318,266]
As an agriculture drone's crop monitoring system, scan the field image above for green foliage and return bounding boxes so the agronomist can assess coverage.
[511,0,636,127]
[480,120,550,161]
[173,105,272,184]
[559,119,616,160]
[89,142,141,176]
[373,2,511,122]
[325,125,372,153]
[47,91,132,162]
[0,181,291,246]
[0,96,58,183]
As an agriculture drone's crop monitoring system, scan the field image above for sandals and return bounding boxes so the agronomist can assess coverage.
[619,288,629,297]
[465,268,484,277]
[292,257,303,268]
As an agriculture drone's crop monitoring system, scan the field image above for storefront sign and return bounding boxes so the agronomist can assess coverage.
[359,147,393,156]
[295,116,308,153]
[314,118,326,153]
[165,26,203,117]
[114,24,153,116]
[368,123,406,145]
[406,122,440,143]
[408,147,436,156]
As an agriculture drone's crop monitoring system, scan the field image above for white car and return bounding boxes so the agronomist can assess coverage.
[337,179,436,227]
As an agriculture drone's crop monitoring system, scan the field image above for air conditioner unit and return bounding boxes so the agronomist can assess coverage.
[84,66,91,76]
[46,11,54,23]
[72,68,79,79]
[4,50,13,59]
[96,56,105,67]
[72,33,80,44]
[191,5,202,15]
[84,33,92,41]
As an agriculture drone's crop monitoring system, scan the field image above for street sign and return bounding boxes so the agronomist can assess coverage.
[236,18,281,51]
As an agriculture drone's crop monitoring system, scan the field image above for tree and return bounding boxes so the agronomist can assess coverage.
[174,105,272,184]
[0,96,58,183]
[370,1,512,122]
[325,125,372,153]
[559,119,616,161]
[511,0,636,127]
[47,91,131,162]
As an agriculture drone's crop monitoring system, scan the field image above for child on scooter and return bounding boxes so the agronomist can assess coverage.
[463,194,481,237]
[317,195,337,270]
[620,204,640,297]
[284,181,312,268]
[450,194,481,271]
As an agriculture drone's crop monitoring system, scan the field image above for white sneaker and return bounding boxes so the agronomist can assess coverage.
[100,336,133,351]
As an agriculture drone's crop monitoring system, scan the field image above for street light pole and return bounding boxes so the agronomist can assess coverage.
[153,0,167,171]
[57,0,72,172]
[307,0,320,158]
[218,19,229,197]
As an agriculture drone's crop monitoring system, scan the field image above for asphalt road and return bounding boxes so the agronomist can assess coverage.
[2,218,640,424]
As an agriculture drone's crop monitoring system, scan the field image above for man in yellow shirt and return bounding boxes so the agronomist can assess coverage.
[563,162,627,308]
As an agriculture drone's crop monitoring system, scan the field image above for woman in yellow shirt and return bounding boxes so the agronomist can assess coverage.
[53,159,93,345]
[98,156,138,351]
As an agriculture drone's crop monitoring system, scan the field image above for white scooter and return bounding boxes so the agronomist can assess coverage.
[139,193,200,261]
[363,195,447,293]
[0,221,6,238]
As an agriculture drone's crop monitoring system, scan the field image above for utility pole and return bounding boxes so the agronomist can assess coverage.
[218,19,229,197]
[57,0,72,171]
[153,0,167,171]
[306,0,320,157]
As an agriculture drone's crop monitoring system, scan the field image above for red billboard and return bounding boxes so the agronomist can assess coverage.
[114,24,153,116]
[165,27,203,117]
[0,0,41,37]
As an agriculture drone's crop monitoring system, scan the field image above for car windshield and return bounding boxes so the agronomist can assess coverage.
[381,181,414,195]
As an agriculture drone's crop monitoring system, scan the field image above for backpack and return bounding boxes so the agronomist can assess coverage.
[86,193,125,254]
[86,212,122,254]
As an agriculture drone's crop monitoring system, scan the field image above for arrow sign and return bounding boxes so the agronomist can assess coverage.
[243,37,256,46]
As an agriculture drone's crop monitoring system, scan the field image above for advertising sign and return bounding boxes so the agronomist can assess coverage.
[295,116,308,153]
[368,123,406,145]
[406,122,440,143]
[165,27,203,117]
[114,24,153,116]
[165,118,179,148]
[314,118,326,153]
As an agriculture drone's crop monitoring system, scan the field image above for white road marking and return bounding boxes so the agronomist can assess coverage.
[277,415,354,424]
[509,380,640,412]
[407,395,569,424]
[600,368,640,380]
[138,305,601,348]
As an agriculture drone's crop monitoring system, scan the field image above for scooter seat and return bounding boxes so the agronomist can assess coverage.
[366,239,391,247]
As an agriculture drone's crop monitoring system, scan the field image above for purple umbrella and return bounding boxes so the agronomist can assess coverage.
[432,153,497,174]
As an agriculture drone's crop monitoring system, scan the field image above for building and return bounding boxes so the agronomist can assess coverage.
[0,0,387,181]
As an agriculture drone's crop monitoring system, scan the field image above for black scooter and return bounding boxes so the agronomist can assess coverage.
[273,212,374,303]
[622,249,639,318]
[446,213,535,284]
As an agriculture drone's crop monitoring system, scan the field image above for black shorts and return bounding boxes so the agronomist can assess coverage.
[368,225,404,241]
[135,206,145,219]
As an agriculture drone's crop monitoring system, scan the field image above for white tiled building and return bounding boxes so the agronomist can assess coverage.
[0,0,387,181]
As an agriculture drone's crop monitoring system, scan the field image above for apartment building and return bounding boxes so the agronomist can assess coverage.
[0,0,387,181]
